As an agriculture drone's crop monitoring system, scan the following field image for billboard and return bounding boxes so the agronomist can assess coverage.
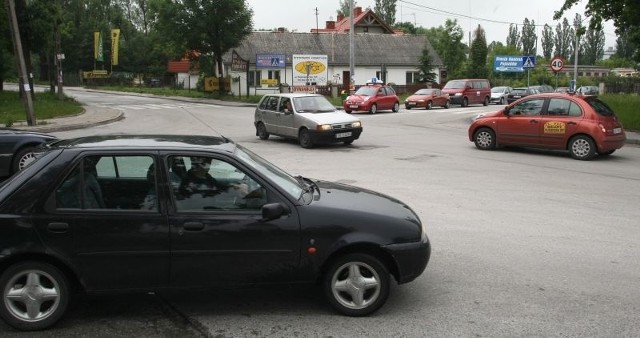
[292,54,328,85]
[494,55,537,72]
[256,54,285,68]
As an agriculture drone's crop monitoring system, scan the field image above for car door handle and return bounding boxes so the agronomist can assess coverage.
[567,122,577,125]
[530,119,539,123]
[183,222,205,231]
[47,222,69,233]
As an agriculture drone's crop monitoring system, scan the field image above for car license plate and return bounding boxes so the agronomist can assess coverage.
[613,127,622,134]
[335,132,352,138]
[349,105,359,109]
[408,102,416,105]
[514,95,521,98]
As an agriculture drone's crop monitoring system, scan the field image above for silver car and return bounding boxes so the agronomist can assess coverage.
[490,86,512,105]
[254,93,363,148]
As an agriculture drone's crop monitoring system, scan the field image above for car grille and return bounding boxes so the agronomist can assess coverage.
[332,123,355,130]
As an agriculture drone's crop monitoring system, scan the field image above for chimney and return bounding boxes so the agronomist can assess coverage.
[337,13,344,21]
[354,6,362,16]
[277,27,285,33]
[326,20,335,29]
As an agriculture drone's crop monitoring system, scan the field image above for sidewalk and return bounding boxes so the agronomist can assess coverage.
[11,90,640,145]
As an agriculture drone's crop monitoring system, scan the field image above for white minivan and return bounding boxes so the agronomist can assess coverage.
[254,93,363,148]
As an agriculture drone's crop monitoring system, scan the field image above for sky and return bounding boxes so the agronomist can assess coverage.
[245,0,618,50]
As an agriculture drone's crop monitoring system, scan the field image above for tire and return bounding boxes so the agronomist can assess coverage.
[426,101,432,110]
[323,253,390,317]
[256,122,269,140]
[499,97,504,105]
[392,102,399,112]
[298,129,314,148]
[405,106,411,110]
[473,127,497,150]
[600,149,615,156]
[569,135,596,160]
[369,104,377,114]
[462,97,468,107]
[345,110,352,114]
[483,97,489,106]
[443,100,450,109]
[343,139,354,145]
[0,261,70,331]
[12,146,37,174]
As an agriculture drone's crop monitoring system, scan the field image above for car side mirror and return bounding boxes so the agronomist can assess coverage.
[261,203,287,221]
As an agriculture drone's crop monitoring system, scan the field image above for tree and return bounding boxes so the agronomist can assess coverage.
[467,25,488,79]
[0,2,13,91]
[160,0,253,94]
[572,13,586,64]
[555,0,640,62]
[614,27,638,60]
[417,47,437,83]
[337,0,349,17]
[521,18,537,56]
[506,24,521,51]
[581,26,605,64]
[426,19,467,79]
[554,18,573,60]
[374,0,396,25]
[541,24,554,59]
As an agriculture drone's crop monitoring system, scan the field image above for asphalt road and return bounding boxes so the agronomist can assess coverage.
[3,90,640,337]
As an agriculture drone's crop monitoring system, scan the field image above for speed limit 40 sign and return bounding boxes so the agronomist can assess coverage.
[550,57,565,73]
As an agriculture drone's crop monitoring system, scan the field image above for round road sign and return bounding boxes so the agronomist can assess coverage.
[550,57,565,73]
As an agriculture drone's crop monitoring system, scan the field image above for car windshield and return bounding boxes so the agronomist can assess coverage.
[443,80,465,89]
[584,97,615,117]
[354,86,378,96]
[234,144,304,199]
[415,89,436,95]
[293,96,336,113]
[491,87,506,93]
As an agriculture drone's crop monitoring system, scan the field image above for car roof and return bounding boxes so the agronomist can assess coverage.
[518,92,589,100]
[48,134,237,153]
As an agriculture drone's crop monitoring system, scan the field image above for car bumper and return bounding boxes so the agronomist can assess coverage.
[449,96,464,104]
[343,103,371,112]
[597,133,626,151]
[405,102,426,108]
[309,128,363,144]
[382,235,431,284]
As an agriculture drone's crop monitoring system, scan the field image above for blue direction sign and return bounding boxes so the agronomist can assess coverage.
[494,55,536,72]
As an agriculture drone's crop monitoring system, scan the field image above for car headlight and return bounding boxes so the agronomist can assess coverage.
[418,99,425,102]
[454,93,462,96]
[352,121,362,128]
[317,124,332,131]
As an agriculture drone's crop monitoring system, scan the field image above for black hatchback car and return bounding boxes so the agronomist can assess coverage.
[0,135,430,331]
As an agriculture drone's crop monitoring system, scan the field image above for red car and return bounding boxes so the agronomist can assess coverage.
[343,84,400,114]
[404,88,450,110]
[468,93,626,160]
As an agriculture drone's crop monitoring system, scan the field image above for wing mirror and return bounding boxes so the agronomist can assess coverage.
[261,203,287,221]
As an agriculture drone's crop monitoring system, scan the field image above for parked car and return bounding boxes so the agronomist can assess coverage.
[555,87,570,93]
[441,79,491,107]
[490,86,512,105]
[0,134,431,330]
[343,84,400,114]
[469,93,626,160]
[255,93,363,148]
[506,87,539,104]
[404,88,450,109]
[530,84,554,93]
[0,128,58,177]
[576,85,599,95]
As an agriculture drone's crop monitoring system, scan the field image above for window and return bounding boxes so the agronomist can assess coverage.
[56,155,156,210]
[260,96,278,111]
[169,155,267,212]
[510,99,545,116]
[546,98,583,117]
[406,71,420,84]
[268,70,280,84]
[248,70,262,87]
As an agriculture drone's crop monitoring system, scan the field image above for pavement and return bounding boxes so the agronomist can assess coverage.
[10,89,640,145]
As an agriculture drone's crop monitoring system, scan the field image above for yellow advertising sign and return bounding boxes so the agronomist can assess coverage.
[111,29,121,65]
[260,79,279,86]
[94,32,103,62]
[204,76,232,92]
[294,61,326,75]
[543,121,566,134]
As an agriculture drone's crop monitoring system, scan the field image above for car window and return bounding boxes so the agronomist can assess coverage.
[293,96,335,113]
[169,155,267,212]
[584,97,615,117]
[354,86,377,96]
[386,86,396,95]
[56,155,155,210]
[444,80,465,89]
[510,98,545,116]
[547,98,583,117]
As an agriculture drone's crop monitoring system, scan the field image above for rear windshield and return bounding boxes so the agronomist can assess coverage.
[512,88,528,94]
[584,97,615,117]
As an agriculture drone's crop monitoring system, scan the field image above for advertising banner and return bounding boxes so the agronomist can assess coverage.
[292,54,328,85]
[111,29,121,65]
[256,54,286,68]
[94,32,103,62]
[231,50,248,72]
[494,55,525,72]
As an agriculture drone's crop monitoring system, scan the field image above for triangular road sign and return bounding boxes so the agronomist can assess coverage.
[522,56,536,68]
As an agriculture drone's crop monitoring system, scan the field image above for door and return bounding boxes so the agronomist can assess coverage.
[49,154,170,291]
[538,98,583,148]
[497,98,545,146]
[166,154,301,287]
[277,97,296,137]
[257,96,281,134]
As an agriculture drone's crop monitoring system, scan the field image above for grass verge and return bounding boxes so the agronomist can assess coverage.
[599,94,640,131]
[0,90,83,127]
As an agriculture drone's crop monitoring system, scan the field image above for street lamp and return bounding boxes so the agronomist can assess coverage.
[571,23,586,93]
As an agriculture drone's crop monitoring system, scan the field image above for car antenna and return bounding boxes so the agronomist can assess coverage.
[179,105,229,142]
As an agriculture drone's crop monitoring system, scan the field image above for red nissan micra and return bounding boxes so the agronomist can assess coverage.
[468,93,626,160]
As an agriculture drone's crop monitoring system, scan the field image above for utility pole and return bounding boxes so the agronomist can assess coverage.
[55,0,64,100]
[5,0,35,125]
[349,0,355,93]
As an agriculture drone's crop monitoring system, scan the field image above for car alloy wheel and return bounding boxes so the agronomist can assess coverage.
[257,122,270,140]
[499,97,504,105]
[444,100,450,109]
[426,101,432,110]
[323,253,389,316]
[370,104,377,114]
[0,262,69,331]
[483,97,489,106]
[13,147,36,174]
[473,127,496,150]
[569,135,596,160]
[462,98,468,107]
[392,102,399,112]
[298,129,314,148]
